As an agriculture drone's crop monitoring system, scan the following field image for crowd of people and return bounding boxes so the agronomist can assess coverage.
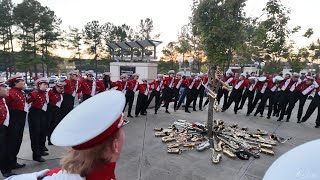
[1,68,320,178]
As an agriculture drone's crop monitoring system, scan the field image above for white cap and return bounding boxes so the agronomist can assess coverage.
[7,75,24,84]
[248,77,256,81]
[240,73,246,77]
[176,72,184,76]
[157,74,164,78]
[103,72,111,76]
[68,70,79,76]
[285,72,292,77]
[273,76,284,82]
[292,72,300,77]
[264,139,320,180]
[55,81,66,87]
[85,70,95,76]
[132,73,140,77]
[168,70,175,74]
[306,76,314,81]
[120,74,128,79]
[35,77,49,86]
[0,77,7,86]
[258,77,267,82]
[51,90,125,150]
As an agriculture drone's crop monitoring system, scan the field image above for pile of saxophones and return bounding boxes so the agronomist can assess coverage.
[154,119,291,164]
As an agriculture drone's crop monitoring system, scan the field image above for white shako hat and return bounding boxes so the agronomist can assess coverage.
[248,77,256,81]
[273,75,284,83]
[68,70,79,76]
[51,90,125,150]
[168,70,175,74]
[55,81,66,87]
[103,72,111,76]
[240,73,246,77]
[263,139,320,180]
[0,78,7,86]
[132,73,140,77]
[35,77,49,86]
[258,76,267,82]
[7,75,24,84]
[306,76,314,81]
[85,70,95,76]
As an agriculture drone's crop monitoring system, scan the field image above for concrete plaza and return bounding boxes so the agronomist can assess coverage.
[1,99,320,180]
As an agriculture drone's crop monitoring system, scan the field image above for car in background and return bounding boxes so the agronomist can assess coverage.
[59,76,67,82]
[49,75,59,83]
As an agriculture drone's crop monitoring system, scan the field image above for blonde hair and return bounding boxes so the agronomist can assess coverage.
[60,131,120,177]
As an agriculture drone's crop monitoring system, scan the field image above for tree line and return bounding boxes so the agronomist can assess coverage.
[0,0,158,80]
[161,0,320,75]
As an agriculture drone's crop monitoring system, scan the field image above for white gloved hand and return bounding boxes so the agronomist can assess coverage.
[5,169,50,180]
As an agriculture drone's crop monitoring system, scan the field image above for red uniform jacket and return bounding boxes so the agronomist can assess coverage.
[96,80,117,92]
[80,79,95,96]
[0,98,9,125]
[28,90,47,111]
[202,76,209,86]
[281,79,296,91]
[174,78,185,89]
[164,77,175,88]
[64,79,81,96]
[48,89,63,107]
[194,78,202,89]
[299,81,316,96]
[149,79,164,91]
[5,87,27,112]
[223,76,234,85]
[316,80,320,95]
[128,80,139,92]
[114,80,127,92]
[185,78,196,89]
[138,84,150,95]
[232,79,246,90]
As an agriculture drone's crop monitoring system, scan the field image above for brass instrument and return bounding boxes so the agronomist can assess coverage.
[215,70,232,91]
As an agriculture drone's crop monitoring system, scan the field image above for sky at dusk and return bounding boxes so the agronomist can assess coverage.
[12,0,320,57]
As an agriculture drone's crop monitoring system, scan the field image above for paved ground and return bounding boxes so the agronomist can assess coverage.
[1,98,320,180]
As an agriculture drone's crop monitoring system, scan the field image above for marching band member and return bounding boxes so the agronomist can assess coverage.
[47,81,66,146]
[27,77,49,162]
[298,77,320,126]
[135,78,150,117]
[217,71,233,107]
[5,75,28,170]
[60,70,81,118]
[162,70,175,114]
[116,74,128,93]
[277,73,301,122]
[222,73,246,114]
[6,91,126,180]
[198,73,208,111]
[124,73,139,118]
[146,74,164,114]
[173,72,184,111]
[254,76,283,118]
[0,79,15,178]
[239,77,257,114]
[192,74,203,111]
[247,76,267,116]
[184,73,197,113]
[79,70,97,102]
[96,72,116,93]
[273,72,290,117]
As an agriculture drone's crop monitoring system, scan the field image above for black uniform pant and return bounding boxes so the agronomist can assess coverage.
[185,88,194,112]
[60,94,75,119]
[239,89,251,109]
[146,90,161,113]
[47,105,61,144]
[255,89,275,117]
[28,107,47,159]
[135,93,148,115]
[223,88,243,113]
[198,86,205,110]
[301,93,320,125]
[124,90,134,116]
[173,87,180,110]
[244,91,255,115]
[285,92,308,121]
[161,87,172,111]
[217,88,229,106]
[82,94,92,102]
[192,88,200,110]
[248,92,263,115]
[273,91,283,116]
[7,110,26,166]
[0,125,11,174]
[278,90,291,120]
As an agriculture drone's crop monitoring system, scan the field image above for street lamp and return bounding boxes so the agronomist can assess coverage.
[188,57,194,73]
[177,56,183,71]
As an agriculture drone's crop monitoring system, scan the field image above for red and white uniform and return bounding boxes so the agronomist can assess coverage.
[96,80,117,92]
[138,83,150,96]
[232,79,246,90]
[267,78,280,92]
[149,79,164,91]
[64,79,81,97]
[164,76,175,89]
[194,77,202,90]
[185,78,196,89]
[281,79,296,91]
[28,90,48,111]
[48,89,63,108]
[128,79,139,92]
[202,75,209,86]
[174,77,185,89]
[299,81,318,96]
[223,76,234,86]
[289,79,302,92]
[245,79,258,92]
[0,97,10,126]
[80,79,97,96]
[5,87,28,112]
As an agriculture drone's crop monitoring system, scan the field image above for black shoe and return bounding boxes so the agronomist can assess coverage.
[174,109,176,112]
[234,111,237,114]
[221,109,226,112]
[42,152,49,156]
[2,172,16,178]
[267,116,270,119]
[315,125,320,128]
[246,114,249,116]
[33,157,46,163]
[135,114,139,117]
[260,115,263,117]
[48,141,53,146]
[238,107,243,110]
[11,163,26,169]
[272,113,275,117]
[276,113,279,117]
[199,108,203,111]
[297,120,301,123]
[286,119,290,122]
[185,110,191,113]
[254,113,257,117]
[277,118,283,122]
[193,109,197,112]
[140,113,146,116]
[155,111,157,114]
[165,110,170,114]
[43,147,48,152]
[127,115,133,118]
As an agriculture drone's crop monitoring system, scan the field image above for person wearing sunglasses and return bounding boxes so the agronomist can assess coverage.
[79,70,96,102]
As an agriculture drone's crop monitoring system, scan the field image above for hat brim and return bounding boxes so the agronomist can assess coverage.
[51,90,125,147]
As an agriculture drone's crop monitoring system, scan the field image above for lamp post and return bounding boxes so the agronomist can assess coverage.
[177,56,183,71]
[188,57,194,74]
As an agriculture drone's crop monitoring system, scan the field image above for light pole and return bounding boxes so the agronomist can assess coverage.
[188,57,194,74]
